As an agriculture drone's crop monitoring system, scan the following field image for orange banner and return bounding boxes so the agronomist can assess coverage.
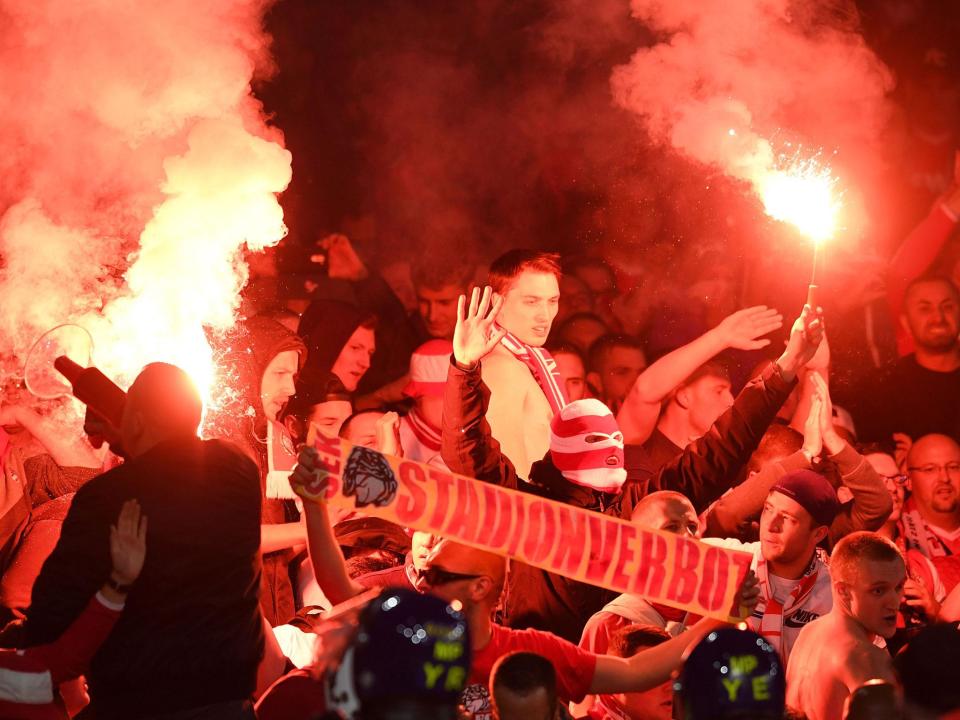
[293,435,752,621]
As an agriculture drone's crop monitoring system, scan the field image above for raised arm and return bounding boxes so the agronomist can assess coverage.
[888,178,960,320]
[441,287,524,488]
[810,373,892,542]
[27,499,146,679]
[291,448,365,606]
[657,305,823,512]
[590,571,759,694]
[0,404,101,469]
[616,307,783,444]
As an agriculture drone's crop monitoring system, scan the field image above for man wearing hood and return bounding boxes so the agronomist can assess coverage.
[215,316,309,627]
[297,298,376,398]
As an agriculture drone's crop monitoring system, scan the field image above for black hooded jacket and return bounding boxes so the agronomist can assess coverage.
[213,315,306,626]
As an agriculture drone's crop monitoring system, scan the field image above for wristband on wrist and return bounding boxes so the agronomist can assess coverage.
[453,359,478,372]
[106,574,132,594]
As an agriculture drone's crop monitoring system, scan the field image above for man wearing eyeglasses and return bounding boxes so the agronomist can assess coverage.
[868,449,947,627]
[901,433,960,593]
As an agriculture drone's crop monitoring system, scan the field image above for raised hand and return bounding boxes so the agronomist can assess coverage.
[802,393,823,462]
[713,306,783,350]
[903,577,940,620]
[809,372,844,454]
[375,411,402,456]
[316,233,368,281]
[290,446,329,501]
[778,304,825,380]
[731,569,761,620]
[110,500,147,586]
[453,286,506,367]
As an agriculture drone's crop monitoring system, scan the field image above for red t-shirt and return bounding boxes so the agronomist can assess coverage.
[254,669,326,720]
[463,623,598,719]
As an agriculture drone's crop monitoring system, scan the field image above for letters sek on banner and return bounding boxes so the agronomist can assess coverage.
[292,435,752,622]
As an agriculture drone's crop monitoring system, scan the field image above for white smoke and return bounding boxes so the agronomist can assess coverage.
[0,0,291,397]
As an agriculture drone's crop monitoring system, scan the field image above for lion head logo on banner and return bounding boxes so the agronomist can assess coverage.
[343,447,398,508]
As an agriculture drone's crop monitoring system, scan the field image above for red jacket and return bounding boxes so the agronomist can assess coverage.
[0,593,121,719]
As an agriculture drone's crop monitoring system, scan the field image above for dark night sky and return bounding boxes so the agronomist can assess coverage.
[256,0,960,275]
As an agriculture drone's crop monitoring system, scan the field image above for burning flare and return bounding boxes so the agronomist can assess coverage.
[758,153,841,242]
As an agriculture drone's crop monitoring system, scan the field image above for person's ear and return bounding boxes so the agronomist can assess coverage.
[283,414,303,443]
[675,387,690,410]
[813,525,829,545]
[836,580,851,602]
[586,371,603,397]
[470,576,494,604]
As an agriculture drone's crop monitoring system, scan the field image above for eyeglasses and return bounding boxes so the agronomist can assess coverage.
[881,473,908,487]
[907,463,960,478]
[417,566,483,587]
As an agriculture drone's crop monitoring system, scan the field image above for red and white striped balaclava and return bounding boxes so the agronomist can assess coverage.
[549,398,626,493]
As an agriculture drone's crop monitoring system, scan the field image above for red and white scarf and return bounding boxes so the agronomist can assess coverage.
[499,329,568,415]
[752,550,831,665]
[404,407,442,452]
[900,497,960,557]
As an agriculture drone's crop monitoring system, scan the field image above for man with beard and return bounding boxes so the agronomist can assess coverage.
[854,275,960,443]
[786,532,905,720]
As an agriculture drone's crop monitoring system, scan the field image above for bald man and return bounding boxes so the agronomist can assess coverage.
[900,433,960,591]
[22,363,264,719]
[786,532,905,720]
[579,492,701,658]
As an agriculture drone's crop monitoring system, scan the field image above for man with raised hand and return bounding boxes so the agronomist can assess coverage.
[481,250,564,479]
[616,305,783,446]
[443,285,630,641]
[786,532,906,720]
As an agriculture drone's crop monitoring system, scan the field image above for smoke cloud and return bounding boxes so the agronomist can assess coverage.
[611,0,895,238]
[0,0,291,397]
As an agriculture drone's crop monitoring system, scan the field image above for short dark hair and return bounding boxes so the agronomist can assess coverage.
[747,424,804,474]
[555,312,609,339]
[904,274,960,304]
[609,623,670,658]
[564,256,618,292]
[895,623,960,714]
[490,652,557,711]
[587,333,645,372]
[284,373,351,423]
[488,250,561,295]
[339,409,385,440]
[412,256,475,291]
[683,358,730,386]
[546,342,586,367]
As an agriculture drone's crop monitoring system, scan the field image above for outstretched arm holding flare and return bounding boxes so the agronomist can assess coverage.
[590,569,761,694]
[616,305,784,445]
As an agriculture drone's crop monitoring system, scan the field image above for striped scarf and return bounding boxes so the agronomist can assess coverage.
[498,329,568,415]
[405,407,442,452]
[753,551,826,665]
[900,497,959,557]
